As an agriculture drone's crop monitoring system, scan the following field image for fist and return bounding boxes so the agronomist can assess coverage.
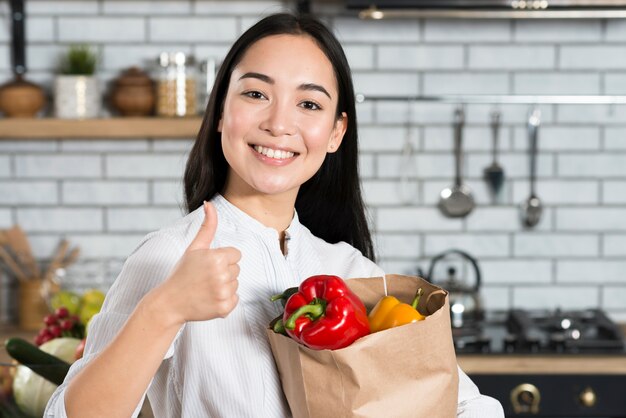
[159,201,241,324]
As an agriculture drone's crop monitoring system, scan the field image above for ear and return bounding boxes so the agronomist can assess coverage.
[217,116,223,133]
[327,112,347,153]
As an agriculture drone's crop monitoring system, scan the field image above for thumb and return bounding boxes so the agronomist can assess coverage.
[188,201,218,251]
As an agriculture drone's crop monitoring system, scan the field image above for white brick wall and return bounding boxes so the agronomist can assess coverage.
[62,181,150,205]
[149,17,238,42]
[378,45,463,70]
[1,0,625,320]
[423,19,510,42]
[514,19,602,42]
[0,181,58,204]
[468,45,555,70]
[17,208,104,232]
[105,154,187,178]
[0,209,11,228]
[16,155,102,178]
[59,17,146,42]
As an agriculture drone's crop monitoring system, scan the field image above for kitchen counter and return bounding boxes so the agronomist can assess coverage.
[457,353,626,374]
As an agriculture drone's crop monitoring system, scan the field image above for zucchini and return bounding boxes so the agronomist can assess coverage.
[4,338,71,386]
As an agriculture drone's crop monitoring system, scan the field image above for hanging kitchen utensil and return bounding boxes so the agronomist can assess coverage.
[398,99,418,204]
[439,107,475,218]
[426,248,484,329]
[0,0,45,117]
[483,109,505,198]
[521,107,543,228]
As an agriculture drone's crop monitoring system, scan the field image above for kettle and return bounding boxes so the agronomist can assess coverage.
[426,249,484,328]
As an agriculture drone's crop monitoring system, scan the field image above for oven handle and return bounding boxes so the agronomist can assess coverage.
[511,383,541,414]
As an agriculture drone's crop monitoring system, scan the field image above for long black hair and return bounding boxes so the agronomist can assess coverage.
[184,13,375,262]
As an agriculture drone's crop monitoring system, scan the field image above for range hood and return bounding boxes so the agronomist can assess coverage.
[346,0,626,18]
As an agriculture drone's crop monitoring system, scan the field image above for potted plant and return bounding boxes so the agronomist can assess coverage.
[54,44,100,119]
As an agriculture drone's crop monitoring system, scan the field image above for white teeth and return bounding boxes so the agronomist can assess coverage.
[253,145,295,160]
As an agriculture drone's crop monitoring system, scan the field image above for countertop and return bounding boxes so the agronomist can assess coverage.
[457,353,626,374]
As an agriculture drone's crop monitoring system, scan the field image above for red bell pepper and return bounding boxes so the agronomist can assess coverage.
[282,275,370,350]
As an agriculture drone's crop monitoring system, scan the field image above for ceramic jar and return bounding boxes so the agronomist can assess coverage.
[110,67,155,117]
[0,76,45,117]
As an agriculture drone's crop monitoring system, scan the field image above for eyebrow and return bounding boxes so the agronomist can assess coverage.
[238,72,332,99]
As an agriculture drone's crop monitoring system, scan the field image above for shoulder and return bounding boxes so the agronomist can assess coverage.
[307,233,384,279]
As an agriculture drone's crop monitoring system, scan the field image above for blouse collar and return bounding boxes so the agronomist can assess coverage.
[211,194,303,242]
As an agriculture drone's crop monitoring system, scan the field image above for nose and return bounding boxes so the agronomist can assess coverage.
[259,100,297,137]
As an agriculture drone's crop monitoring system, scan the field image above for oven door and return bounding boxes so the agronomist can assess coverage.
[471,374,626,417]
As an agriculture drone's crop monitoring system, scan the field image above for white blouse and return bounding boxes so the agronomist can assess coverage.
[45,194,503,417]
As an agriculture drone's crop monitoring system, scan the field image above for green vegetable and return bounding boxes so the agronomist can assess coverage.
[270,286,299,307]
[10,337,81,417]
[5,338,71,385]
[269,286,299,335]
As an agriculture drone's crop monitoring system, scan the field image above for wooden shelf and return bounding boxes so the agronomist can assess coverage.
[0,117,203,139]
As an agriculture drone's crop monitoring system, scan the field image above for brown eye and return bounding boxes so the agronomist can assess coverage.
[244,91,266,100]
[300,101,321,111]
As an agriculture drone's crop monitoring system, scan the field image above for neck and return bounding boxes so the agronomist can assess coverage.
[222,189,296,238]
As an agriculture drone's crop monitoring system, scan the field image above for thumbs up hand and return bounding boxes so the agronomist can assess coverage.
[156,201,241,326]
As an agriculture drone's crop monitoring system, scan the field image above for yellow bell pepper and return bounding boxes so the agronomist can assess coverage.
[368,288,425,333]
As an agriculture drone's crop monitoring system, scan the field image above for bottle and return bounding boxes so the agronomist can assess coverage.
[156,52,197,117]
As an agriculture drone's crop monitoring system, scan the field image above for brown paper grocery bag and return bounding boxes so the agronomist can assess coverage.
[266,274,459,418]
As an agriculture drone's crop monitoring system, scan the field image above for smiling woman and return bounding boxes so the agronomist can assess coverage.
[44,12,502,418]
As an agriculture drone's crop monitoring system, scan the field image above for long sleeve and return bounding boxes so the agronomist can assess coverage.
[44,231,186,417]
[456,366,505,417]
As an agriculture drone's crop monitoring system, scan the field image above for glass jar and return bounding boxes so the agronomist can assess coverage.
[198,57,218,112]
[156,52,197,117]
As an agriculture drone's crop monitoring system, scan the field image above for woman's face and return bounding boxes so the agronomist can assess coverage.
[218,34,347,200]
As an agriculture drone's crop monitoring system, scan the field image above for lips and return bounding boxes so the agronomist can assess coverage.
[252,144,297,160]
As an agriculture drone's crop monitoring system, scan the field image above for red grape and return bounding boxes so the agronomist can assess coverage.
[55,307,70,319]
[43,314,58,326]
[48,325,62,338]
[59,319,74,331]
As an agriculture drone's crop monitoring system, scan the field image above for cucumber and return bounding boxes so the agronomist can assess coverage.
[4,337,71,386]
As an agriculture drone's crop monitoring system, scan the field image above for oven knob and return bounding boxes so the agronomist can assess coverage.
[579,387,596,407]
[527,337,540,353]
[504,335,517,353]
[511,383,541,414]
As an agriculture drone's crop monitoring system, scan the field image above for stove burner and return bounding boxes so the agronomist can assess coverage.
[453,308,625,354]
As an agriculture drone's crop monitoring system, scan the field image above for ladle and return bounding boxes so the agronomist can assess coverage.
[439,107,475,218]
[521,107,543,228]
[483,110,505,198]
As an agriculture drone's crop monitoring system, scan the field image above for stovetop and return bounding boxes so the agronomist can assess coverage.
[453,308,626,355]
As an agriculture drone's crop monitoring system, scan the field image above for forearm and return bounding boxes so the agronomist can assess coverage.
[64,289,182,418]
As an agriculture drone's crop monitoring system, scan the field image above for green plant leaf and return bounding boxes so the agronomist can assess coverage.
[61,44,97,75]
